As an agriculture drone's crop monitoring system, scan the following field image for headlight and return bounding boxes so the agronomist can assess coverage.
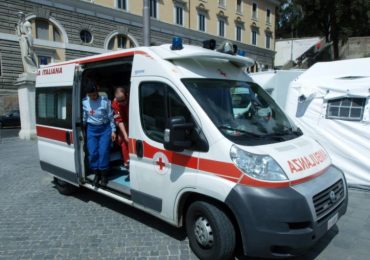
[230,145,288,181]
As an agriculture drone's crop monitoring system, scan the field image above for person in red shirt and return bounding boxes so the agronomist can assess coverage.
[112,86,130,169]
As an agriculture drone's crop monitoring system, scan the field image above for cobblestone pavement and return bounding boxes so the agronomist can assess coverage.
[0,139,369,260]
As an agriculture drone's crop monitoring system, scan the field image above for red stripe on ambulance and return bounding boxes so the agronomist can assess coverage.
[36,125,73,144]
[129,139,328,188]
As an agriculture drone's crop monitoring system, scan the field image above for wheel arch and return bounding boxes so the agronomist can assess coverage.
[176,190,244,256]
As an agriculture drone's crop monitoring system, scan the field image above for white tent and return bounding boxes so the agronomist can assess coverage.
[285,58,370,187]
[251,70,304,110]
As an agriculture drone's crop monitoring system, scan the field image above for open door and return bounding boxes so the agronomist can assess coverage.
[36,63,80,185]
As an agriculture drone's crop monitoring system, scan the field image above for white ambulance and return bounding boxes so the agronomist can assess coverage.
[35,39,348,259]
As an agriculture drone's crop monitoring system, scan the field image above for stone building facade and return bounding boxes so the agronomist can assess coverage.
[0,0,277,114]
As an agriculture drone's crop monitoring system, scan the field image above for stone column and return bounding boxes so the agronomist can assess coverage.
[15,73,36,140]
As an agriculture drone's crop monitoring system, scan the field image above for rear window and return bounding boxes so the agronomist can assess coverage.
[326,97,366,121]
[36,87,72,128]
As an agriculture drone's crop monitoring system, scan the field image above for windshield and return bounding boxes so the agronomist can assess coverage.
[182,79,302,146]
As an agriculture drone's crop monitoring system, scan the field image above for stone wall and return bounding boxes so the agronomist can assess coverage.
[0,0,276,94]
[340,37,370,59]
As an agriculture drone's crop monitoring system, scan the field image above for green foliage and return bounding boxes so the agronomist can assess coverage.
[276,0,370,58]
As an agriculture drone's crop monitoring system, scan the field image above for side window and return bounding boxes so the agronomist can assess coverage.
[326,97,366,121]
[140,82,166,143]
[168,87,192,122]
[36,87,72,128]
[140,82,193,143]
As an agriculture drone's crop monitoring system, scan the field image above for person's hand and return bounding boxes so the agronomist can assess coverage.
[111,132,116,142]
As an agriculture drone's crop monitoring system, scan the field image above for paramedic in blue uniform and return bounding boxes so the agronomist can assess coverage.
[82,80,116,187]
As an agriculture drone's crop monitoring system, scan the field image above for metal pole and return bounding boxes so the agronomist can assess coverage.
[143,0,151,46]
[290,25,294,62]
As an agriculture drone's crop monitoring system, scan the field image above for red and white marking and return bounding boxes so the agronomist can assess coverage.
[153,152,170,174]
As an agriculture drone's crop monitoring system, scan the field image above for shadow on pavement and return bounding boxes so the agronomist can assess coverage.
[53,183,340,260]
[65,185,188,241]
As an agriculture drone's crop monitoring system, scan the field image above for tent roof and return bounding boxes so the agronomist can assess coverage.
[293,58,370,98]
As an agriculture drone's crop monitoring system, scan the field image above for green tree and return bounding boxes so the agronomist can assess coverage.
[277,0,370,59]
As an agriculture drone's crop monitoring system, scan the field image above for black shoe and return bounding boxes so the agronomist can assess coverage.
[93,170,100,187]
[100,170,109,186]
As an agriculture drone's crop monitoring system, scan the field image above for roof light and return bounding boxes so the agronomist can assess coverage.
[203,39,216,50]
[217,41,237,55]
[171,37,183,50]
[237,50,246,56]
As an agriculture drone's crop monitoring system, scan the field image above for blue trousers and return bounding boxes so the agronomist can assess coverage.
[87,123,111,170]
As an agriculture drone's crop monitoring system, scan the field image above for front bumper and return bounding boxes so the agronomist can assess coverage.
[225,165,348,258]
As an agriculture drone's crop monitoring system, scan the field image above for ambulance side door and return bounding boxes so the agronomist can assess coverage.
[35,64,79,185]
[129,78,204,217]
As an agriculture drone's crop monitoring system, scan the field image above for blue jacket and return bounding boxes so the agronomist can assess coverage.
[82,95,116,132]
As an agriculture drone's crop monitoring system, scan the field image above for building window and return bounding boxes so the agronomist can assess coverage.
[107,34,136,50]
[219,0,226,8]
[236,0,242,13]
[252,29,257,45]
[117,0,127,10]
[36,20,49,40]
[33,19,62,42]
[53,26,61,42]
[198,13,206,32]
[117,35,127,49]
[266,34,271,49]
[252,2,257,19]
[150,0,157,18]
[175,5,183,26]
[236,25,242,42]
[80,30,92,44]
[326,98,366,121]
[266,8,271,23]
[218,19,225,37]
[38,55,51,66]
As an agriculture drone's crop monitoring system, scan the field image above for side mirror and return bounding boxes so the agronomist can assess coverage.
[164,116,194,152]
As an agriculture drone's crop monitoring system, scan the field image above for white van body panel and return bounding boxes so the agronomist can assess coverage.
[36,63,76,88]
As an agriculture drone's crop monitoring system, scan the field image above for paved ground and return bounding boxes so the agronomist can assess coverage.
[0,128,20,139]
[0,138,370,260]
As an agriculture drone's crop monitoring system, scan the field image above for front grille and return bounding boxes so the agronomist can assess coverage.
[313,179,345,219]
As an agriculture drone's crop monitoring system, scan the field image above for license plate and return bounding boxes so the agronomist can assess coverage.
[327,213,338,230]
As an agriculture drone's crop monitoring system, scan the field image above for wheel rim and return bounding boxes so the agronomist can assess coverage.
[193,216,214,249]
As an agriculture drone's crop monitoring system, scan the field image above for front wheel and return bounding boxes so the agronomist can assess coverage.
[186,201,236,260]
[54,177,78,195]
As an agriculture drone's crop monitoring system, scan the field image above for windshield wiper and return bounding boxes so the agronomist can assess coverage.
[218,125,264,138]
[273,128,303,137]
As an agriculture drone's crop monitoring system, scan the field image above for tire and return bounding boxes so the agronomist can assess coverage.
[185,201,236,260]
[0,121,3,129]
[54,177,78,195]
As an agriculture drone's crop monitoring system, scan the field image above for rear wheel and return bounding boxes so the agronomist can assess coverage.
[54,177,78,195]
[185,201,236,260]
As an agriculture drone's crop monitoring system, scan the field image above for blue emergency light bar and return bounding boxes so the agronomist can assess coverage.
[171,37,183,50]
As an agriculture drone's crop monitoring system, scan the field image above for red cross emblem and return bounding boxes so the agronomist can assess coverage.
[153,152,169,174]
[89,109,95,115]
[156,157,166,170]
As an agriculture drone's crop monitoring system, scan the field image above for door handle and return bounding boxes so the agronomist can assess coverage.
[65,131,71,145]
[136,140,143,158]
